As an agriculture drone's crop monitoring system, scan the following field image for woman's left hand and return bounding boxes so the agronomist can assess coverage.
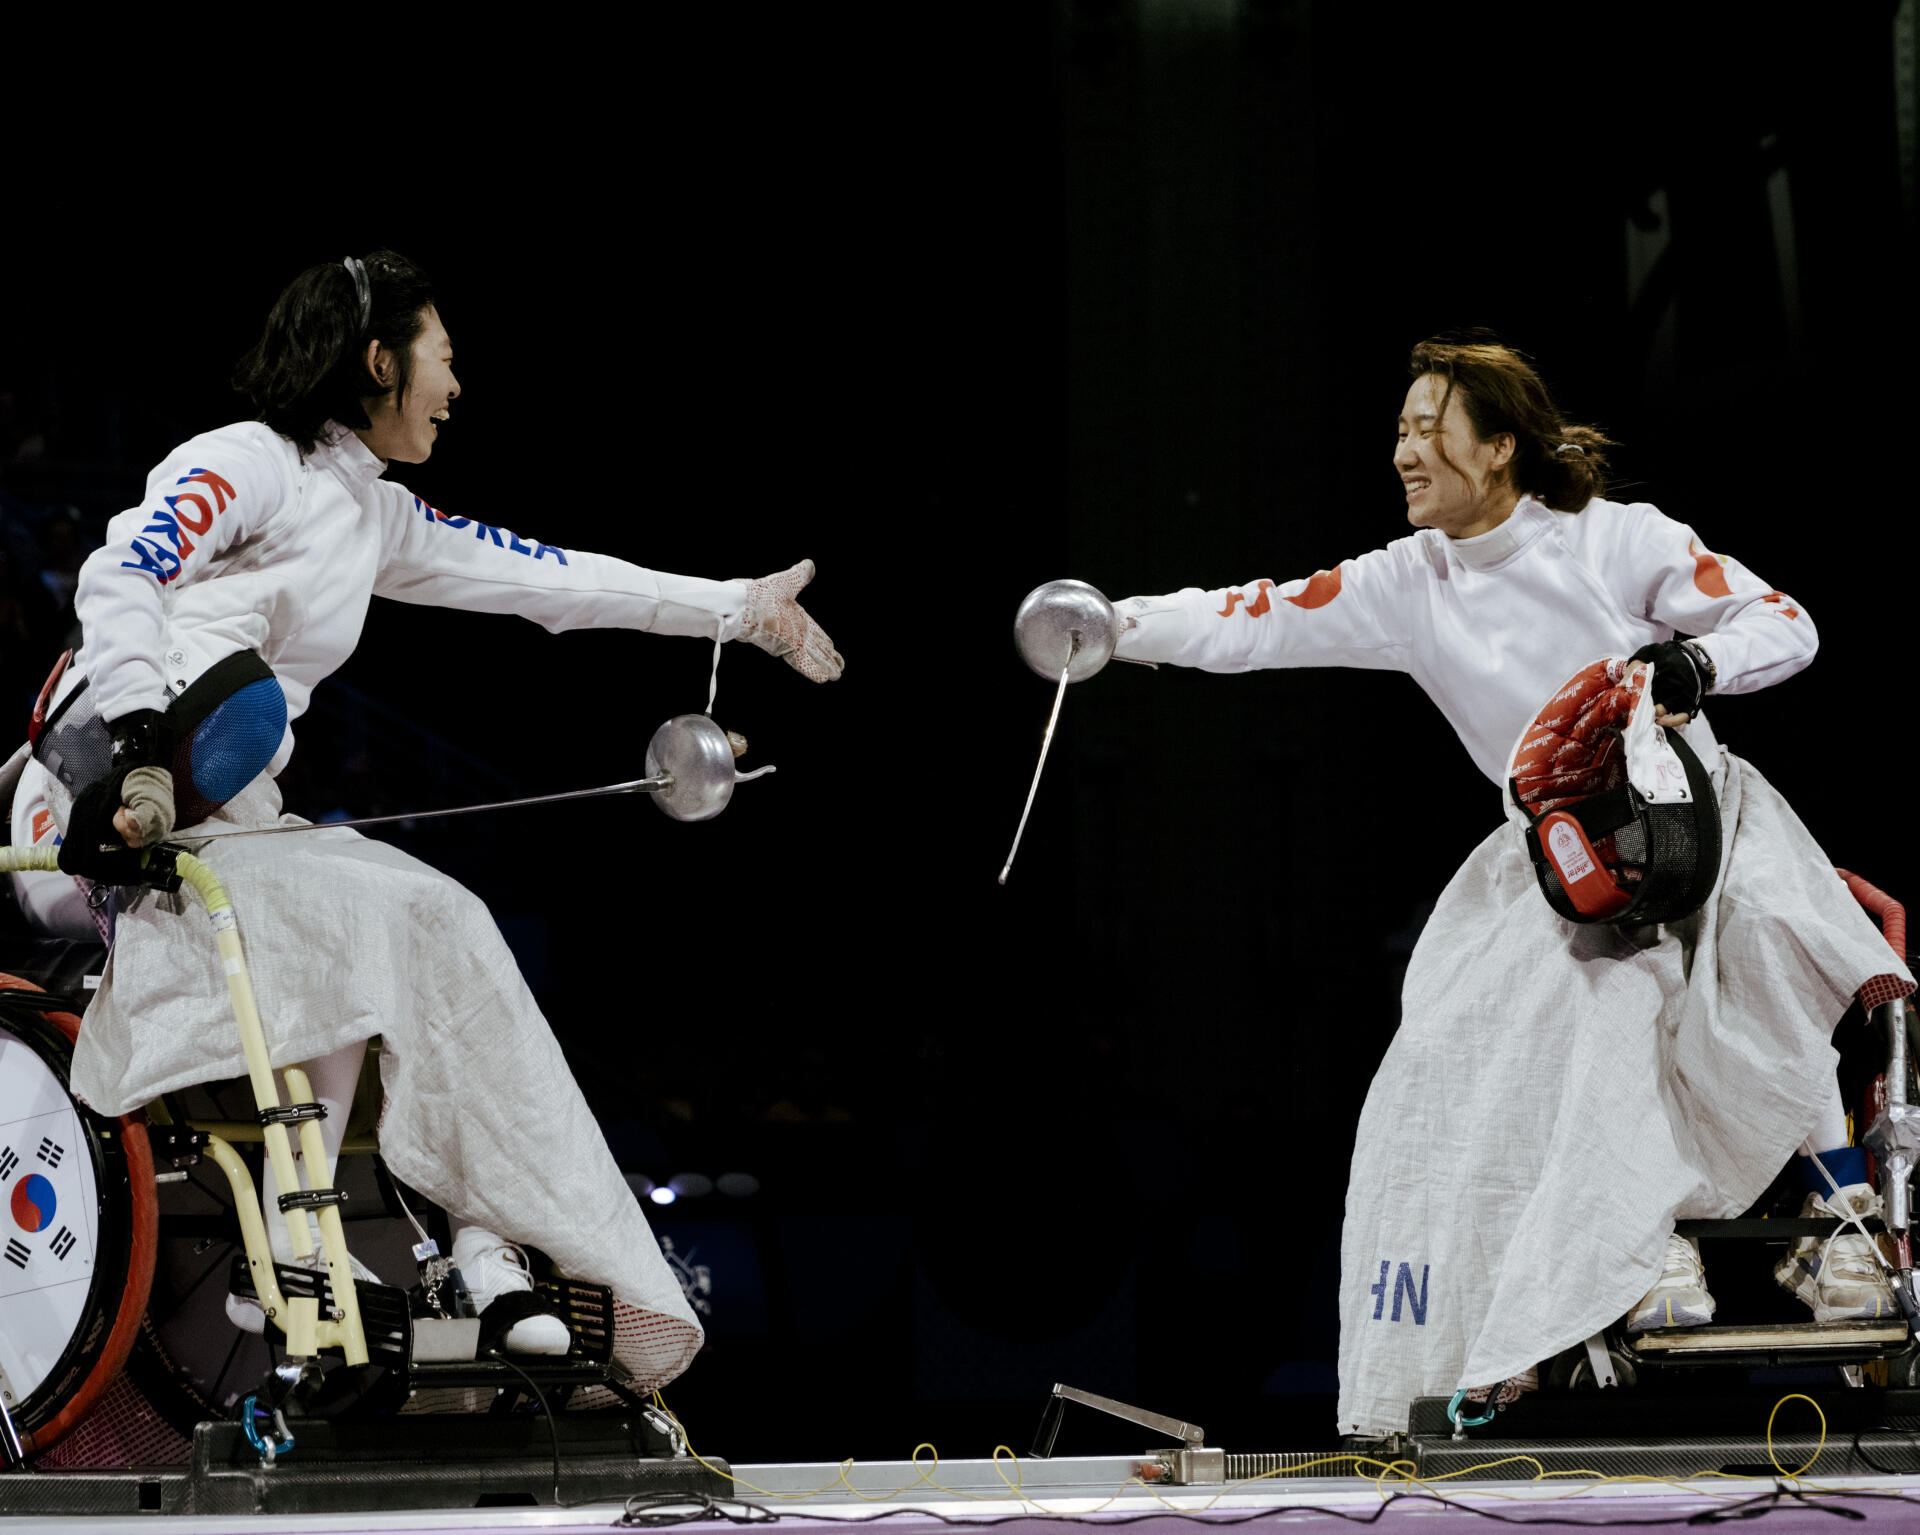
[1628,641,1709,718]
[57,765,174,882]
[1626,655,1692,728]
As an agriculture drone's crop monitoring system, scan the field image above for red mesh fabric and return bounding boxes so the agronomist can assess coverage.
[28,1370,190,1470]
[1860,974,1917,1012]
[1463,1367,1539,1408]
[575,1300,703,1410]
[1834,871,1914,1013]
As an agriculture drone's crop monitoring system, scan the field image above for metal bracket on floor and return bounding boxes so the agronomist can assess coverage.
[1031,1383,1224,1484]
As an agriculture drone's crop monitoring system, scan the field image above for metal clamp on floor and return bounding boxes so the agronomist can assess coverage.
[641,1405,688,1457]
[258,1102,328,1126]
[277,1188,348,1213]
[1446,1389,1498,1440]
[240,1394,296,1467]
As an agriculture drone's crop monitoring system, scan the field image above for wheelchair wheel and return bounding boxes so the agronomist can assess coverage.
[0,977,156,1457]
[1877,1341,1920,1390]
[1547,1340,1638,1391]
[133,1058,427,1433]
[129,1075,284,1432]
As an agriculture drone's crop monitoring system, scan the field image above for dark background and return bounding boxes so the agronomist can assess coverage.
[3,1,1915,1462]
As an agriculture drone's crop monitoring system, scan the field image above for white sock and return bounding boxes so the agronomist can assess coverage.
[1798,1079,1851,1164]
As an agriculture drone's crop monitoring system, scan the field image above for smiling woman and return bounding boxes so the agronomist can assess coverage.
[1100,329,1913,1441]
[5,246,848,1404]
[1394,335,1614,540]
[232,251,448,461]
[353,301,457,465]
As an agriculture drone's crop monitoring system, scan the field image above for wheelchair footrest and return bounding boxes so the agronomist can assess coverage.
[1675,1217,1887,1240]
[405,1275,618,1364]
[228,1255,411,1368]
[408,1355,636,1392]
[536,1275,615,1362]
[1632,1317,1909,1355]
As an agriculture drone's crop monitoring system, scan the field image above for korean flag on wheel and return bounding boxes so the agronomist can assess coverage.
[0,1028,99,1403]
[4,1116,91,1288]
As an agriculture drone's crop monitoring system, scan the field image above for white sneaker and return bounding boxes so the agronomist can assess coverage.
[225,1245,384,1336]
[1626,1233,1717,1332]
[1774,1183,1898,1322]
[451,1227,571,1357]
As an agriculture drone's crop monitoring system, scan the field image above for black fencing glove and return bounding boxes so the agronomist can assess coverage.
[1627,641,1715,717]
[58,709,178,885]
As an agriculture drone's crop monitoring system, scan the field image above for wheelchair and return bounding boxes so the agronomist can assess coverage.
[1443,868,1920,1436]
[0,748,669,1471]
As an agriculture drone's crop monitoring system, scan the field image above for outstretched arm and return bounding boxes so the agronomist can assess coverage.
[373,490,842,680]
[1113,541,1419,674]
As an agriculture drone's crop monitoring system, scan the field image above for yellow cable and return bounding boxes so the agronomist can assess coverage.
[1766,1393,1826,1481]
[641,1387,1914,1522]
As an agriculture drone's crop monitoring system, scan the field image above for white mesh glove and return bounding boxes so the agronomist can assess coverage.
[738,559,844,682]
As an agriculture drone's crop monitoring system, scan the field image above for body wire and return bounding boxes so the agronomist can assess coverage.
[999,641,1078,885]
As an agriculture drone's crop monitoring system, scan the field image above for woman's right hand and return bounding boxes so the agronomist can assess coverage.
[739,559,844,682]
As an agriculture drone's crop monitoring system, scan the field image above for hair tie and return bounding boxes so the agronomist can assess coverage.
[1554,442,1586,457]
[342,256,372,333]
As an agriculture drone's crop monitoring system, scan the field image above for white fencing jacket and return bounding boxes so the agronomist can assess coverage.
[1113,495,1817,783]
[72,421,748,773]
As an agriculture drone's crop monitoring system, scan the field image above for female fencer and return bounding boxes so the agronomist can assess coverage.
[1108,334,1914,1437]
[9,249,842,1388]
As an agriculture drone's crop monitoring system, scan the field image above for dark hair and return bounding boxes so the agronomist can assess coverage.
[1408,331,1614,512]
[233,250,438,456]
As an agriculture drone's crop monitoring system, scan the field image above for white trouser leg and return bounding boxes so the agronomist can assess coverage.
[1799,1078,1850,1158]
[260,1038,367,1262]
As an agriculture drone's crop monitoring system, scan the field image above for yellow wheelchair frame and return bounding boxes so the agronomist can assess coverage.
[0,845,370,1368]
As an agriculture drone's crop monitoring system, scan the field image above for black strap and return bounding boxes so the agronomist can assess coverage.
[32,648,276,774]
[168,649,276,737]
[1519,781,1642,867]
[277,1188,348,1212]
[257,1102,328,1126]
[1565,783,1638,839]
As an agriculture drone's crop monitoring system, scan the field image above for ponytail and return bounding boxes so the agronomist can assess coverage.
[1529,422,1612,511]
[233,249,437,455]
